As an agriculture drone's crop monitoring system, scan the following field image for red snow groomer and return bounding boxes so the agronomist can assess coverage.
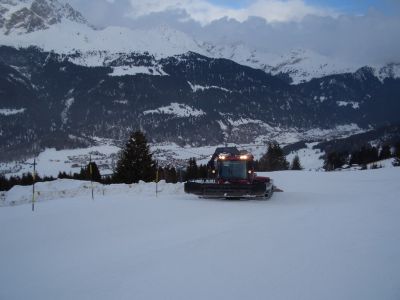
[184,147,274,199]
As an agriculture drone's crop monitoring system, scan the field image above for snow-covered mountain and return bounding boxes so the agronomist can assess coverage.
[0,0,87,34]
[1,0,399,83]
[0,0,399,161]
[202,43,400,84]
[1,45,399,161]
[0,0,205,57]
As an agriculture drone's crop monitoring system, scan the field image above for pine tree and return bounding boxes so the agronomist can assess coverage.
[83,162,101,182]
[350,145,378,165]
[20,172,34,185]
[58,171,68,179]
[324,151,347,171]
[259,142,289,171]
[169,167,178,183]
[0,174,10,191]
[185,158,199,181]
[198,164,208,179]
[291,155,303,170]
[163,166,178,183]
[113,131,156,183]
[393,143,400,167]
[379,144,392,160]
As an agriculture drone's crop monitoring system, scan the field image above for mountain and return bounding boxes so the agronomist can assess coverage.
[0,0,399,161]
[202,43,400,84]
[1,0,399,84]
[0,0,87,34]
[1,46,400,161]
[0,0,204,56]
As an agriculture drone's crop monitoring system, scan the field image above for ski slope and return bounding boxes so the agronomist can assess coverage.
[1,168,400,300]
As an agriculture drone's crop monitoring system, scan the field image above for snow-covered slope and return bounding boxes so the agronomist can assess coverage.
[203,43,400,84]
[1,168,400,300]
[0,0,204,56]
[1,0,399,83]
[0,0,87,35]
[1,19,205,57]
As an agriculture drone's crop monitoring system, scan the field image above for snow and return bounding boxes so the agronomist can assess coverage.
[113,100,128,105]
[0,123,367,177]
[287,142,325,171]
[60,97,74,124]
[375,63,400,81]
[1,168,400,300]
[0,108,26,116]
[1,20,205,58]
[0,143,119,178]
[1,2,399,83]
[227,117,273,128]
[143,102,206,118]
[217,120,228,131]
[337,101,360,109]
[319,95,327,102]
[109,65,168,77]
[0,0,34,19]
[303,123,364,140]
[204,46,360,84]
[188,81,231,92]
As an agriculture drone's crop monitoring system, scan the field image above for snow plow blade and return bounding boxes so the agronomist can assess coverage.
[184,181,269,198]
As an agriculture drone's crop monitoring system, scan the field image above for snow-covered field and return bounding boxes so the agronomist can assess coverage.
[1,168,399,300]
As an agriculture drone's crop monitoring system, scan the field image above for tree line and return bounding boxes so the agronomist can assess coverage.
[1,131,190,191]
[184,141,302,181]
[323,142,400,171]
[4,130,397,191]
[0,136,300,191]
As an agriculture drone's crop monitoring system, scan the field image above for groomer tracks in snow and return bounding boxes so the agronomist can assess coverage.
[1,168,400,300]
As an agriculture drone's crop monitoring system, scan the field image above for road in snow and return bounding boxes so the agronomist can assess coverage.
[0,169,400,300]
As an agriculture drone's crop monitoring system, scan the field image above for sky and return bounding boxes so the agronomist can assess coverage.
[66,0,400,65]
[67,0,399,26]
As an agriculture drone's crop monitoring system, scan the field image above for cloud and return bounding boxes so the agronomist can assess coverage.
[66,0,400,65]
[126,0,335,25]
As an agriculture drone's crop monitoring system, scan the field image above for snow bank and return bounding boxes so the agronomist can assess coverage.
[2,179,183,207]
[0,168,400,300]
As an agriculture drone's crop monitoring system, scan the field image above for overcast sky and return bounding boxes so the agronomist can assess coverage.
[66,0,400,65]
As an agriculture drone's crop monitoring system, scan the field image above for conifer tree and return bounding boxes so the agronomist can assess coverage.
[198,164,208,179]
[83,162,101,182]
[163,166,178,183]
[379,144,392,160]
[168,167,178,183]
[291,155,303,170]
[350,145,378,165]
[324,151,347,171]
[185,158,199,181]
[0,174,10,191]
[259,142,289,171]
[113,131,156,183]
[393,143,400,167]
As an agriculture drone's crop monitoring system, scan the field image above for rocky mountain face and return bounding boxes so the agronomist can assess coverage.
[0,0,86,35]
[1,46,399,160]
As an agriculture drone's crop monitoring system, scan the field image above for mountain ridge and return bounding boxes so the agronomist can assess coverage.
[1,1,399,161]
[1,45,399,161]
[1,0,399,84]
